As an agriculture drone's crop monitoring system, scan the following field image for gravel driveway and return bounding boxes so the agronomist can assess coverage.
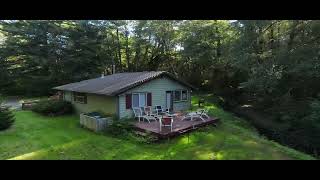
[1,97,22,110]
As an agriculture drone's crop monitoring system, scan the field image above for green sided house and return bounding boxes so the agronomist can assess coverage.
[53,71,195,119]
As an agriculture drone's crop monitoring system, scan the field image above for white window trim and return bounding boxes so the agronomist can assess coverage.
[132,92,147,107]
[173,90,188,102]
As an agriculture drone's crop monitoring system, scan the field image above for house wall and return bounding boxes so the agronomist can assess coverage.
[63,91,117,115]
[118,77,191,119]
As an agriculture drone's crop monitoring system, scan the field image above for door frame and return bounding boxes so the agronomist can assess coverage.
[166,91,173,111]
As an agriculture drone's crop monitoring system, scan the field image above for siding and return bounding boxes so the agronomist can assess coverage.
[63,91,72,101]
[118,77,191,119]
[63,91,117,115]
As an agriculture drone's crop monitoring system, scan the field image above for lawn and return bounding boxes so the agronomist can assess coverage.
[0,95,315,160]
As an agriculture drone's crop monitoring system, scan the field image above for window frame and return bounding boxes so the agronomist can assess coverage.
[132,92,147,108]
[73,92,87,104]
[174,90,182,102]
[181,90,188,101]
[173,89,188,102]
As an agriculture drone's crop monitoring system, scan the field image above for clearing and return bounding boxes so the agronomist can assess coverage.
[0,95,314,160]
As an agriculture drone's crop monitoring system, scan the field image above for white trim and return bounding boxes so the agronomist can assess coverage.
[173,89,188,102]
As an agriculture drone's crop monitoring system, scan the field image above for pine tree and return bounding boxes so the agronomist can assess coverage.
[0,106,15,130]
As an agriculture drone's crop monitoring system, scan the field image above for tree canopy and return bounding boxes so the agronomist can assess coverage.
[1,20,320,156]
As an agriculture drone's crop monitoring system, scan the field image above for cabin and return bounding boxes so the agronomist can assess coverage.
[53,71,195,119]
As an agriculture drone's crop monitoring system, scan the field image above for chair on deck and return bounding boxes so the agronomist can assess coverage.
[159,116,173,132]
[144,106,161,120]
[132,107,156,123]
[183,109,210,122]
[155,105,170,116]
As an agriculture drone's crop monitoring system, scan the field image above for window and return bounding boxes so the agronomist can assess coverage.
[174,91,181,101]
[73,92,87,104]
[181,90,188,101]
[174,90,188,102]
[139,93,146,107]
[126,93,152,109]
[132,93,147,107]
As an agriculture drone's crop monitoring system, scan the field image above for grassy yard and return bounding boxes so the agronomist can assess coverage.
[0,95,315,160]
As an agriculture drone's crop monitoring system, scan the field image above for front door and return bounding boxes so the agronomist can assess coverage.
[166,91,173,111]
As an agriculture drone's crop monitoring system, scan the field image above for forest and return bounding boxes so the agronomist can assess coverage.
[1,20,320,157]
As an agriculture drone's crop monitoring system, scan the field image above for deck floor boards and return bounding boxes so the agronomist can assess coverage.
[134,115,219,139]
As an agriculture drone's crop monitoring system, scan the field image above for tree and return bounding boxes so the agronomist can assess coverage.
[2,20,320,155]
[0,106,15,131]
[0,20,115,95]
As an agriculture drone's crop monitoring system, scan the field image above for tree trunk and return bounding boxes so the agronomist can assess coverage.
[111,33,118,72]
[270,26,274,50]
[277,25,281,48]
[125,29,130,71]
[256,26,263,64]
[134,43,141,71]
[116,28,122,72]
[142,34,152,69]
[288,20,299,50]
[215,23,221,58]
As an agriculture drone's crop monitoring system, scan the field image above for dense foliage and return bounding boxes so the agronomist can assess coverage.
[1,20,320,156]
[0,106,15,130]
[104,119,157,143]
[105,120,134,136]
[229,20,320,156]
[31,99,73,116]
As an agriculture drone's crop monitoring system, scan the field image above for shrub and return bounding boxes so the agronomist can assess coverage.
[31,99,73,116]
[105,119,134,137]
[0,107,15,130]
[128,132,159,144]
[104,118,159,143]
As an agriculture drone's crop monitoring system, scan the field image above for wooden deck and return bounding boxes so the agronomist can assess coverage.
[134,114,219,139]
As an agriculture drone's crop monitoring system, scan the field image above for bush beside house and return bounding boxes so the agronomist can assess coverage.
[0,107,15,130]
[104,118,158,144]
[105,120,134,137]
[31,99,73,116]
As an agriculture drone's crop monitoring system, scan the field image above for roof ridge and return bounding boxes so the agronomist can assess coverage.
[97,71,165,94]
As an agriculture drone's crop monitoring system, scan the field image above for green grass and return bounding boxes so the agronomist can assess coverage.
[0,95,315,160]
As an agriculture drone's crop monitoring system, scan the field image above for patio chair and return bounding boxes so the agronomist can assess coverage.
[183,109,210,122]
[132,107,156,123]
[155,105,170,116]
[144,106,161,120]
[159,116,173,132]
[195,109,210,119]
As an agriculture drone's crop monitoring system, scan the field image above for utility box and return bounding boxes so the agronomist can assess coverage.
[80,113,112,132]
